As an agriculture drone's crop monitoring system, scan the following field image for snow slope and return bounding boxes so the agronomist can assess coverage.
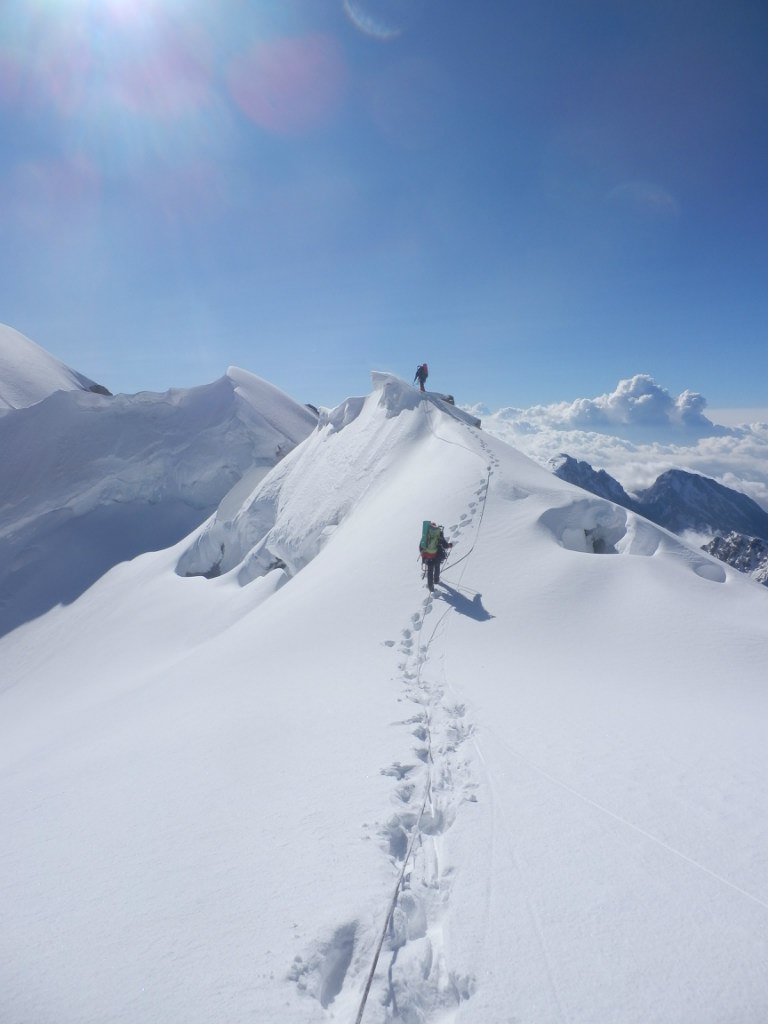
[2,374,768,1023]
[0,367,317,637]
[0,323,108,411]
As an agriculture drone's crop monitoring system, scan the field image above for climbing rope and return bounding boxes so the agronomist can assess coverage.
[353,779,432,1024]
[421,398,493,576]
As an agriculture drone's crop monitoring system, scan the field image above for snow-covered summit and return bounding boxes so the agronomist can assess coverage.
[178,372,483,584]
[635,467,768,538]
[0,323,109,411]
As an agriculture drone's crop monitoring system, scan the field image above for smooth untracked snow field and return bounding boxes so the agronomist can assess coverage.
[2,374,768,1023]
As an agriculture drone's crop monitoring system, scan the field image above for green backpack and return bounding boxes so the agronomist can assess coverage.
[420,521,441,555]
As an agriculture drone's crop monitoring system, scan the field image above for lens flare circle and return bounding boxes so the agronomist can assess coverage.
[227,34,346,136]
[344,0,426,41]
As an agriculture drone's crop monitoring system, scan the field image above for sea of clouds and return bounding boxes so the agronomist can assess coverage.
[468,375,768,510]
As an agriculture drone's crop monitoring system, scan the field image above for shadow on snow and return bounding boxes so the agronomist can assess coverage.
[435,583,494,621]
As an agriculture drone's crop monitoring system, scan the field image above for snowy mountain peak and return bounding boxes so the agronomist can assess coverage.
[370,371,481,427]
[0,322,110,411]
[553,454,768,547]
[635,468,768,539]
[0,362,317,638]
[178,373,481,584]
[550,453,637,508]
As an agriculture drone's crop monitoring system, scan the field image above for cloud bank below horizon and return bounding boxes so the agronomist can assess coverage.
[468,375,768,511]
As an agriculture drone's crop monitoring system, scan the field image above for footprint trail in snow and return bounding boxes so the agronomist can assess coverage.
[290,423,493,1020]
[370,587,478,1021]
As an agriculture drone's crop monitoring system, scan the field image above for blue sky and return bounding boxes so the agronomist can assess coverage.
[1,0,766,410]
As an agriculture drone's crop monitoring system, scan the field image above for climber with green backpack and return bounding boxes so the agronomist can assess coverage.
[419,521,453,592]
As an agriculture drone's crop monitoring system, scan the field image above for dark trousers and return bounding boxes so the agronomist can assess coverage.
[423,556,442,590]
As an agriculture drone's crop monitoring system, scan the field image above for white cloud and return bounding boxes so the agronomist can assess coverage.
[475,378,720,438]
[523,375,718,433]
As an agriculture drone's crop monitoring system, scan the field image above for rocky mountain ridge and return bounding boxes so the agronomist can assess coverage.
[551,454,768,587]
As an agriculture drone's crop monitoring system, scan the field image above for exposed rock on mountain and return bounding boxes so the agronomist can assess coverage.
[552,455,768,585]
[634,469,768,539]
[702,532,768,587]
[549,454,638,509]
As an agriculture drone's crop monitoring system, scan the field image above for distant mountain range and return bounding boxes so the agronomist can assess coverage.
[551,454,768,587]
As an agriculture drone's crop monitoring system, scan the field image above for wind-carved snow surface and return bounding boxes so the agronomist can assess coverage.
[540,498,630,554]
[0,366,316,636]
[539,495,729,582]
[176,372,470,585]
[2,372,768,1024]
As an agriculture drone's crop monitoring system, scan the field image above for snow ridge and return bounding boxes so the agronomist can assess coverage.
[0,323,108,410]
[177,373,477,584]
[0,368,316,637]
[301,417,501,1021]
[5,363,768,1024]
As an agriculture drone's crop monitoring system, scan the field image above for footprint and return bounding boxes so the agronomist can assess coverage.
[445,703,466,717]
[445,721,475,749]
[381,813,417,860]
[396,782,416,804]
[381,762,417,779]
[289,922,357,1009]
[390,891,427,949]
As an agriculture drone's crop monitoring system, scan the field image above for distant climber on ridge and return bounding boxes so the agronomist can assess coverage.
[414,363,428,392]
[419,521,453,592]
